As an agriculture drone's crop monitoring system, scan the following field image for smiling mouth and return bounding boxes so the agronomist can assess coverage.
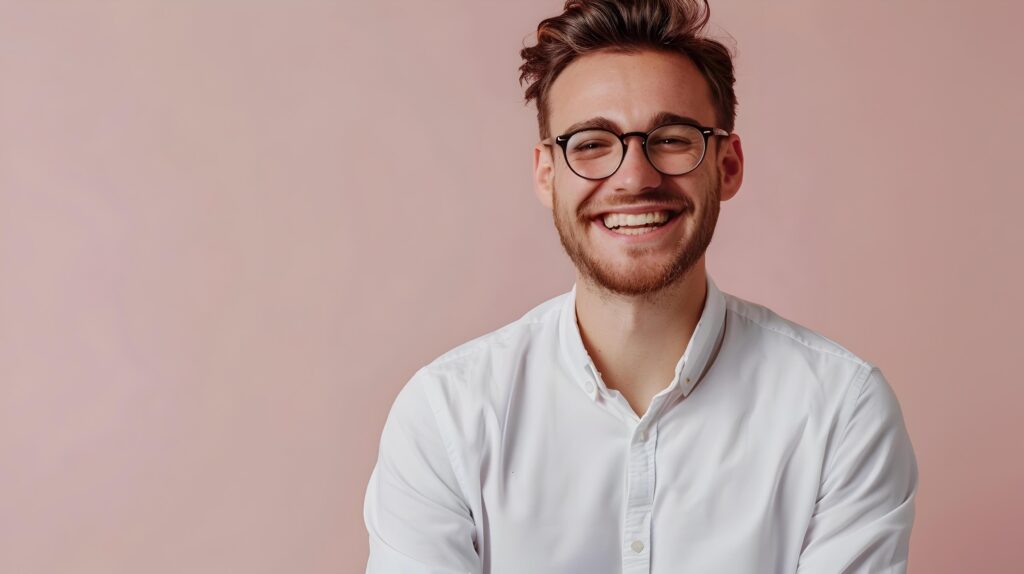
[596,209,681,236]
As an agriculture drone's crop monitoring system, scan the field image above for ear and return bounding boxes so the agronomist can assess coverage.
[533,143,555,210]
[715,133,744,202]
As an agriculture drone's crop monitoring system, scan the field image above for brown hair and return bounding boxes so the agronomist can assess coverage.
[519,0,737,139]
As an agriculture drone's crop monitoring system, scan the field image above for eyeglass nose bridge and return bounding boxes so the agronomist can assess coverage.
[618,131,652,148]
[614,131,658,174]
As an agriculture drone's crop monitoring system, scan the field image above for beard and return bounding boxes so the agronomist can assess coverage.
[551,174,721,299]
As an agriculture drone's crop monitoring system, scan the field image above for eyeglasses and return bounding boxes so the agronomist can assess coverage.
[543,122,730,180]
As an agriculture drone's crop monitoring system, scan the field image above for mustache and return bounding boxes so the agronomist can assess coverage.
[579,190,691,218]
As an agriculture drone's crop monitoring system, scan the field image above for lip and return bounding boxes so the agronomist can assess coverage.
[591,209,684,244]
[591,204,684,218]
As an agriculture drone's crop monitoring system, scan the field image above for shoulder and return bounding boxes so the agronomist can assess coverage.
[422,290,566,375]
[396,289,569,424]
[718,289,912,468]
[718,290,884,410]
[722,291,871,369]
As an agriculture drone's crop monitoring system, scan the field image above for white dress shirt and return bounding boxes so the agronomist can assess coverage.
[364,274,918,573]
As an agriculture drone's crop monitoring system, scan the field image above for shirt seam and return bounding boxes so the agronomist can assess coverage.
[427,316,553,368]
[725,300,870,369]
[819,362,876,486]
[413,369,478,531]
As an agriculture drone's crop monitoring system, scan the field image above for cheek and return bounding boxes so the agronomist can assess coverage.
[553,171,603,216]
[680,172,718,210]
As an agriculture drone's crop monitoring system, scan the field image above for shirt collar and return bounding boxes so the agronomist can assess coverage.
[557,273,727,400]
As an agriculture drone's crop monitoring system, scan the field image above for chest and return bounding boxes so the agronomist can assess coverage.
[474,390,824,573]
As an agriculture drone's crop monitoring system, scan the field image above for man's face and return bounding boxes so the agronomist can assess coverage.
[534,49,740,298]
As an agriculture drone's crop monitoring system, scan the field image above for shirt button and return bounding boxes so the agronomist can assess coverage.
[631,540,645,554]
[639,430,648,441]
[584,380,595,393]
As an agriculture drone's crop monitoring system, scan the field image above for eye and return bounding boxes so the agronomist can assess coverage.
[574,140,612,151]
[649,124,703,150]
[653,137,694,147]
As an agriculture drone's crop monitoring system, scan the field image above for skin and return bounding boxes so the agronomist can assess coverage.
[532,48,745,416]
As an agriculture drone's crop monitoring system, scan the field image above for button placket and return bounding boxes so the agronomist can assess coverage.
[622,422,657,573]
[582,362,601,398]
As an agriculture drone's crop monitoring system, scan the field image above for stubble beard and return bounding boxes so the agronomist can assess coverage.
[551,176,721,300]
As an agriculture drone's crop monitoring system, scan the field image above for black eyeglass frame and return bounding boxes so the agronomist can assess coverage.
[544,122,730,181]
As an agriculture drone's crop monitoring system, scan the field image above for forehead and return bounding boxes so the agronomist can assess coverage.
[547,48,716,134]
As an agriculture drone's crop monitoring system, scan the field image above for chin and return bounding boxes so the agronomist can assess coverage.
[584,258,680,294]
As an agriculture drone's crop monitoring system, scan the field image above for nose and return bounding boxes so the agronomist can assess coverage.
[612,134,663,191]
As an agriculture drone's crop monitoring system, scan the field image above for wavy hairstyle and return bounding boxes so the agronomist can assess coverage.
[519,0,737,139]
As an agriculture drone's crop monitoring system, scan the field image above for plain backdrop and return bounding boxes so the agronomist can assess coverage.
[1,0,1022,572]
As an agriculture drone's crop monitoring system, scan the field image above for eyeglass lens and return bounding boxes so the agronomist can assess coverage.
[564,124,706,179]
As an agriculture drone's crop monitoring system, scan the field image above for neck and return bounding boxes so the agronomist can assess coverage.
[574,259,708,416]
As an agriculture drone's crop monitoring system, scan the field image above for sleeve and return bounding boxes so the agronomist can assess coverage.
[363,369,482,574]
[797,366,919,574]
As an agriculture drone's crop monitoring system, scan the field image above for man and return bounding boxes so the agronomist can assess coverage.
[364,1,918,572]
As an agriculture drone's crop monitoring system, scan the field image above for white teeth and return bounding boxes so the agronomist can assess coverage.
[602,211,672,229]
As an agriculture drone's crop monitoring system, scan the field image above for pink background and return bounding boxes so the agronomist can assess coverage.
[1,1,1021,572]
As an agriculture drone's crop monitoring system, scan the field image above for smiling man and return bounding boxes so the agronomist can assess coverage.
[364,1,917,573]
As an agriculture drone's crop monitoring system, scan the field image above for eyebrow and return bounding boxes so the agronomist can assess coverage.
[559,111,702,136]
